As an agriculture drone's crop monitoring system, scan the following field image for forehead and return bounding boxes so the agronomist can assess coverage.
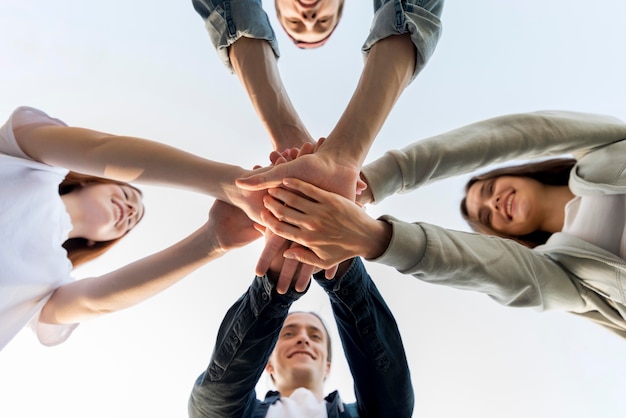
[284,313,325,333]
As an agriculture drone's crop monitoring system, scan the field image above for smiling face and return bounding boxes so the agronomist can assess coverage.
[464,175,548,237]
[66,182,144,242]
[275,0,342,46]
[266,312,331,394]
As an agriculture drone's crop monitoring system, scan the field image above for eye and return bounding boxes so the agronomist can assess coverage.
[487,179,495,196]
[311,334,322,340]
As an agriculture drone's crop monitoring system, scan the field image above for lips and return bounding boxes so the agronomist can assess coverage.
[504,193,514,219]
[288,350,315,360]
[113,200,125,225]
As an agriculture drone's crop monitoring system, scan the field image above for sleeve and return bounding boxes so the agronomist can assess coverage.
[0,106,67,160]
[361,111,626,204]
[371,216,587,312]
[192,0,279,71]
[364,0,444,81]
[188,274,304,418]
[314,258,414,418]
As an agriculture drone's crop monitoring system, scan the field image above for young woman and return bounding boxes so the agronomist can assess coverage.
[0,106,273,350]
[256,110,626,338]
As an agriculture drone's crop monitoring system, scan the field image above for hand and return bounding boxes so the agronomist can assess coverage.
[256,143,319,292]
[206,200,263,254]
[260,178,392,276]
[236,151,360,202]
[355,172,373,205]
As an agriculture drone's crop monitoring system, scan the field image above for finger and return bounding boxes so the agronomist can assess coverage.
[269,151,282,165]
[263,195,311,230]
[276,257,300,294]
[255,232,288,277]
[283,247,327,270]
[314,137,326,151]
[294,263,315,292]
[297,142,315,158]
[324,264,339,279]
[236,165,289,191]
[281,177,332,203]
[260,209,302,242]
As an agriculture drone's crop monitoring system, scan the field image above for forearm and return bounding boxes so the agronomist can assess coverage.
[320,34,416,168]
[314,258,414,417]
[16,125,247,201]
[189,275,302,417]
[374,216,586,311]
[40,223,221,324]
[230,37,313,150]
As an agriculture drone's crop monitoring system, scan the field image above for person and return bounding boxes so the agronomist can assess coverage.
[187,222,413,416]
[0,106,282,350]
[192,0,442,153]
[256,110,626,338]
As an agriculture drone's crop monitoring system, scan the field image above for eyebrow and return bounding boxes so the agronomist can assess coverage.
[282,323,324,335]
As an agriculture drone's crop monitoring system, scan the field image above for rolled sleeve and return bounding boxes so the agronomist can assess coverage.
[364,0,444,81]
[192,0,279,71]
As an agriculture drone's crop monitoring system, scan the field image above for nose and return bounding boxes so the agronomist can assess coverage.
[488,194,501,211]
[296,331,311,345]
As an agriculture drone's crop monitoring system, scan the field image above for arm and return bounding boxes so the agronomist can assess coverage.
[13,121,268,224]
[361,111,626,204]
[258,178,587,312]
[39,200,261,325]
[236,0,444,193]
[314,258,414,418]
[188,259,306,417]
[192,0,312,149]
[374,217,586,311]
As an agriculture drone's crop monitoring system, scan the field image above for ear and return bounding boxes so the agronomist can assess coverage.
[87,240,96,247]
[324,361,331,380]
[265,360,274,376]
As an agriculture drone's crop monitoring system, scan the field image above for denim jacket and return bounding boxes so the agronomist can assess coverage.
[192,0,443,78]
[188,258,414,417]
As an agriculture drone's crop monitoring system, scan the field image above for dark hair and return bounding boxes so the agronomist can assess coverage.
[275,0,345,49]
[60,171,143,267]
[459,158,576,248]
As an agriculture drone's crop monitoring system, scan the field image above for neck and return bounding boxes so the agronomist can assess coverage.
[60,193,81,239]
[540,185,575,233]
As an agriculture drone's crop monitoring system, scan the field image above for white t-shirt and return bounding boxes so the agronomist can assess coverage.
[563,194,626,259]
[265,388,328,418]
[0,106,77,350]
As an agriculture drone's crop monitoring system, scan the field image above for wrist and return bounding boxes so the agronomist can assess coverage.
[363,219,392,260]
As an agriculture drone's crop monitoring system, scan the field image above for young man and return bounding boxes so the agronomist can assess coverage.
[188,255,413,417]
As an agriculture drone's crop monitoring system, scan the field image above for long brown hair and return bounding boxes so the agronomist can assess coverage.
[60,172,143,267]
[459,158,576,248]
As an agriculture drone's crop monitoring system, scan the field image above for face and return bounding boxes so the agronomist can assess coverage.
[275,0,342,44]
[70,183,144,242]
[266,312,331,390]
[465,176,547,237]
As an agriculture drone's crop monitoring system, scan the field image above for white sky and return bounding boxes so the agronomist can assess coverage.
[1,1,626,417]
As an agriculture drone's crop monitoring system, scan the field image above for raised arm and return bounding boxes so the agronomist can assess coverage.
[192,0,313,150]
[361,111,626,204]
[39,200,261,325]
[188,245,307,417]
[236,0,444,195]
[12,110,268,224]
[314,258,414,417]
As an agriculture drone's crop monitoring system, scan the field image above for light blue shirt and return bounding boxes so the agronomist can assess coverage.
[192,0,444,80]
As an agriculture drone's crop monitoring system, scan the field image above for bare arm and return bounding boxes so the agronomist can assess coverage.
[13,123,269,223]
[229,37,314,150]
[236,34,416,198]
[40,200,262,325]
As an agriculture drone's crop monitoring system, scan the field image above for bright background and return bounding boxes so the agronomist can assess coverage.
[1,1,625,417]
